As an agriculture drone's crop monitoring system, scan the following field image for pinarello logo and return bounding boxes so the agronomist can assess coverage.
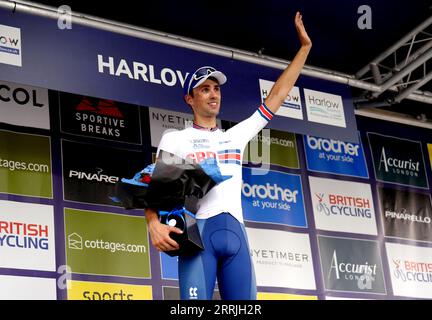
[76,97,123,118]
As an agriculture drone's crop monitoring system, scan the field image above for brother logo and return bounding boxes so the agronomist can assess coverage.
[307,136,359,156]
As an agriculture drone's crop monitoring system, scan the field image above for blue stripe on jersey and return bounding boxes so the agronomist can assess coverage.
[219,160,241,165]
[217,149,241,154]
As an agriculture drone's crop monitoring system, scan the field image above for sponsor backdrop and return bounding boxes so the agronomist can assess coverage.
[1,11,432,300]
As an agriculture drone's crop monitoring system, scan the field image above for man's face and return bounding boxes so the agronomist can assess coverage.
[185,78,221,118]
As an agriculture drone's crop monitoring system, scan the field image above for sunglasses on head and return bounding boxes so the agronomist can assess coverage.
[186,67,217,95]
[192,67,216,81]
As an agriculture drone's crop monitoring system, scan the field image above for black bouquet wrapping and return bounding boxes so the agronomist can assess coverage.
[111,150,231,256]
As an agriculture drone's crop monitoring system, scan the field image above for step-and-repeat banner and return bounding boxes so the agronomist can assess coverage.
[1,79,432,300]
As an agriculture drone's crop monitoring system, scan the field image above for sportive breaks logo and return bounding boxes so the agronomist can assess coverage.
[378,187,432,242]
[76,97,123,117]
[318,236,386,294]
[0,24,22,67]
[368,133,428,188]
[309,176,377,235]
[304,134,368,178]
[304,88,346,128]
[242,168,306,227]
[59,92,142,144]
[64,208,150,278]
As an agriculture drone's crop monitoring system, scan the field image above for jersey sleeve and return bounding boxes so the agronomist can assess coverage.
[226,103,275,147]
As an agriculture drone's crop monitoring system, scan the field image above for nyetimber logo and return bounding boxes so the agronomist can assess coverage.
[68,167,119,184]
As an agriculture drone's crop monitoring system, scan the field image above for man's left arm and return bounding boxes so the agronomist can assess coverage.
[264,12,312,114]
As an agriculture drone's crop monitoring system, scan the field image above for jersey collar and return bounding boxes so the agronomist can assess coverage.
[192,122,219,132]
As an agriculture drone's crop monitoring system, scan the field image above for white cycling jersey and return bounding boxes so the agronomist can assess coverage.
[156,103,274,223]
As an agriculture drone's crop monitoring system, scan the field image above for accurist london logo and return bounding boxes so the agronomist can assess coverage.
[368,133,428,188]
[318,236,386,294]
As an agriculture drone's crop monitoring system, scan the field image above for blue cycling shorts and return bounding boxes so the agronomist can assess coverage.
[178,212,256,300]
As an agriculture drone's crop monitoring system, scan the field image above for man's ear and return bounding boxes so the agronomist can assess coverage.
[184,94,193,107]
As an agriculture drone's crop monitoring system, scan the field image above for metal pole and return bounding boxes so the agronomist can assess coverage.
[356,15,432,78]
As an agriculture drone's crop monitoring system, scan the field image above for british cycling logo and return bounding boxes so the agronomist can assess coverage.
[314,192,372,218]
[392,258,432,283]
[0,220,49,250]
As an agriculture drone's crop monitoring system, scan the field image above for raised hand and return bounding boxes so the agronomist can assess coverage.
[295,11,312,48]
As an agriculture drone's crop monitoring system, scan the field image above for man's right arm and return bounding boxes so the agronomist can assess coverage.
[145,207,182,252]
[146,130,183,252]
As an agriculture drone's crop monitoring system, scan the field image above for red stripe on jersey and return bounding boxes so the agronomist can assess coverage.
[259,104,273,120]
